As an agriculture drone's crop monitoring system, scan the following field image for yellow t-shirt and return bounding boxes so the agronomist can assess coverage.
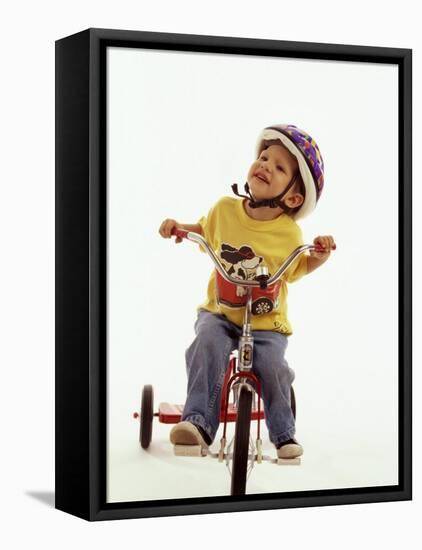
[196,196,308,335]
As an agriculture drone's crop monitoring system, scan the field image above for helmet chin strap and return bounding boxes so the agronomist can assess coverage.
[231,172,299,214]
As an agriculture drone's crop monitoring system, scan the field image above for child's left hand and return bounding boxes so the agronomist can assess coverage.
[310,235,336,260]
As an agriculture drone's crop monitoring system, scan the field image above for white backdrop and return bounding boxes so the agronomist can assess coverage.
[1,0,420,548]
[107,47,398,501]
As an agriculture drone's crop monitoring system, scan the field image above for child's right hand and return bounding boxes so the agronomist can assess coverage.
[159,218,183,243]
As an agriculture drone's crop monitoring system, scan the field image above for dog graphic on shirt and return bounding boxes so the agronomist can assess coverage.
[220,243,262,297]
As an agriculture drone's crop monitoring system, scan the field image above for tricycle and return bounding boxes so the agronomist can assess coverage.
[134,228,335,495]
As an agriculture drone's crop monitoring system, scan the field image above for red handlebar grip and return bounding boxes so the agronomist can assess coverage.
[171,227,189,239]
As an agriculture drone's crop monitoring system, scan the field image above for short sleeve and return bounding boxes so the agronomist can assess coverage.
[197,201,218,253]
[197,215,208,253]
[284,253,308,283]
[283,222,308,283]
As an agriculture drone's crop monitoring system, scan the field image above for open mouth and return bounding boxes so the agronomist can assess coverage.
[254,174,269,184]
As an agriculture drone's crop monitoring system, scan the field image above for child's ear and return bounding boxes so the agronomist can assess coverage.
[286,193,304,208]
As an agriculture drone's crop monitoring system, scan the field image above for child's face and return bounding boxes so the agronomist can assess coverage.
[247,144,299,202]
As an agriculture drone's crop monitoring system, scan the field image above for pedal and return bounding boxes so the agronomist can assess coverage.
[218,437,226,462]
[277,457,301,465]
[256,439,263,464]
[173,444,207,457]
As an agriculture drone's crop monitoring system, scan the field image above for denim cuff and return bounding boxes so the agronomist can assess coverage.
[270,426,296,447]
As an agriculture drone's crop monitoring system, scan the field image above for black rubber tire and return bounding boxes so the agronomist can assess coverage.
[139,385,154,449]
[290,386,296,420]
[251,297,273,315]
[231,384,253,496]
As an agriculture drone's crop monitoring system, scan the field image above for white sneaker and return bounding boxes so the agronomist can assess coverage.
[276,439,303,459]
[169,421,209,451]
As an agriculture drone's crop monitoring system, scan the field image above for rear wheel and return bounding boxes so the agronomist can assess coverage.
[139,385,154,449]
[231,384,253,496]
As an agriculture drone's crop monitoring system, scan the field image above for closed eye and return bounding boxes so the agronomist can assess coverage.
[259,155,285,172]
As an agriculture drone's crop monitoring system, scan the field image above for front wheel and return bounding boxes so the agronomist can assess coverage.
[139,385,154,449]
[231,384,253,496]
[251,297,273,315]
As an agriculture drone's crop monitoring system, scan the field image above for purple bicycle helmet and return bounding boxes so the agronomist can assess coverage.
[255,124,325,220]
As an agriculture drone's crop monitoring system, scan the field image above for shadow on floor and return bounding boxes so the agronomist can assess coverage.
[25,491,55,508]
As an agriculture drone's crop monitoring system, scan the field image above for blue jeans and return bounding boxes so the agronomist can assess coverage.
[181,309,296,447]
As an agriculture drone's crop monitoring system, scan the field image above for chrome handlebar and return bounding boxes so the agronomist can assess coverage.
[171,228,334,288]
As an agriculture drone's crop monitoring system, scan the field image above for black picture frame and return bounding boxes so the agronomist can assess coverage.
[55,27,412,521]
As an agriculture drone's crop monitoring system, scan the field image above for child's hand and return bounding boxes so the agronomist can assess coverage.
[310,235,336,260]
[159,218,183,243]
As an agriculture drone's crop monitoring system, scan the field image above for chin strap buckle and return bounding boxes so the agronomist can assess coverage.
[231,182,283,209]
[231,175,298,213]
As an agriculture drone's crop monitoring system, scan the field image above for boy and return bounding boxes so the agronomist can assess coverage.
[159,124,335,459]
